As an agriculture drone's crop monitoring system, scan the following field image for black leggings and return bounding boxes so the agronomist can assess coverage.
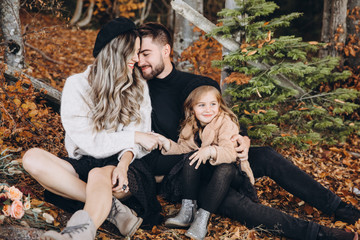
[182,160,236,213]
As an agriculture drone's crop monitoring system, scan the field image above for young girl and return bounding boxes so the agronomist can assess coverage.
[22,18,160,240]
[158,85,255,240]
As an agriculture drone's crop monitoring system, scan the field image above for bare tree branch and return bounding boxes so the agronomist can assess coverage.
[25,42,63,64]
[76,0,95,27]
[70,0,83,25]
[136,0,154,24]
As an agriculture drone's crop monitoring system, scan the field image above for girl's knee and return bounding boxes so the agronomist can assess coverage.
[217,164,236,176]
[214,164,236,181]
[183,159,198,171]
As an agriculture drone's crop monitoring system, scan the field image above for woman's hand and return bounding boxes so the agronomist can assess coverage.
[112,165,129,193]
[135,132,162,151]
[112,151,133,193]
[231,135,250,161]
[189,146,213,169]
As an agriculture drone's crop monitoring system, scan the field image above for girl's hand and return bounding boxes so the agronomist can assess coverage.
[189,147,213,169]
[150,132,170,151]
[135,132,161,151]
[112,165,129,193]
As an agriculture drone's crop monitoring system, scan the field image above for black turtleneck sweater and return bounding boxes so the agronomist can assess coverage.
[147,66,220,142]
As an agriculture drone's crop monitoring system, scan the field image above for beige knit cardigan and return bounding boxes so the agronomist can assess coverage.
[162,112,255,184]
[162,112,238,165]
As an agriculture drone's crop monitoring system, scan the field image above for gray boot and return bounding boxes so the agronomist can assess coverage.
[185,208,210,240]
[165,199,197,228]
[40,210,96,240]
[106,196,143,238]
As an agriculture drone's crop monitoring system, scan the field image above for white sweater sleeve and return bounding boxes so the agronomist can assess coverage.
[61,72,138,159]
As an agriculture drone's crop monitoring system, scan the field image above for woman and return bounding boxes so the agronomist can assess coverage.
[22,17,160,240]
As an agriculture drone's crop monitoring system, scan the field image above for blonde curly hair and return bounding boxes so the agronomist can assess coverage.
[87,30,144,132]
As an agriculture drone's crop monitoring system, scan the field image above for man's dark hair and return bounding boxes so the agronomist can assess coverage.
[138,22,173,48]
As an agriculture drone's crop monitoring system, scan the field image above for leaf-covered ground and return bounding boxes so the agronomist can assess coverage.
[0,12,359,240]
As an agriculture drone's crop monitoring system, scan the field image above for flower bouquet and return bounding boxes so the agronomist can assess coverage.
[0,184,30,220]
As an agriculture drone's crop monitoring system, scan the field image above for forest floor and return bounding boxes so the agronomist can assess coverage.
[0,11,360,240]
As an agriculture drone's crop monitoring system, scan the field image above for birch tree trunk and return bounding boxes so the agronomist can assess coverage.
[346,0,360,67]
[320,0,348,63]
[173,0,203,71]
[0,0,25,69]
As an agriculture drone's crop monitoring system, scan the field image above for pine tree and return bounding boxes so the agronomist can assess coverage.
[211,0,360,148]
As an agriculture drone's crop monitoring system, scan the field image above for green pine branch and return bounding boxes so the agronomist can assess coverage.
[213,0,360,147]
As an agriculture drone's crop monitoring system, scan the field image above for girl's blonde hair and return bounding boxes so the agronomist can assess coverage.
[181,85,239,134]
[88,30,144,132]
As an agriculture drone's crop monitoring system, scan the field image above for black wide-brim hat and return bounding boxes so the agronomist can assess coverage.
[93,17,136,58]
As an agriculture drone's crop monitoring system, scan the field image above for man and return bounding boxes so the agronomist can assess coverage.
[137,22,359,240]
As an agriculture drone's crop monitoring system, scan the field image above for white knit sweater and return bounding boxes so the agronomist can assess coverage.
[60,66,152,162]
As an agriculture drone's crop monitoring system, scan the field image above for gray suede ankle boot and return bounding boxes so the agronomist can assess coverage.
[165,199,197,228]
[40,210,96,240]
[106,197,143,238]
[185,208,210,240]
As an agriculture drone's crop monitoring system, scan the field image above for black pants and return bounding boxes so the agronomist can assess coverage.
[216,146,341,240]
[148,147,341,240]
[182,160,236,213]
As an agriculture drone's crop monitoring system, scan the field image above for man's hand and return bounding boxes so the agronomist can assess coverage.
[231,135,250,161]
[189,146,213,169]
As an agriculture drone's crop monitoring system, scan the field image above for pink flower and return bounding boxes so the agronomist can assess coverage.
[2,204,11,217]
[7,186,23,201]
[10,200,24,219]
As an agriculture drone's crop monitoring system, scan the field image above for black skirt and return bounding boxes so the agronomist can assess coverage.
[62,154,119,182]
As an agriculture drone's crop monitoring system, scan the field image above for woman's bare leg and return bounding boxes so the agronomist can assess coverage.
[23,148,131,228]
[84,166,115,228]
[22,148,86,202]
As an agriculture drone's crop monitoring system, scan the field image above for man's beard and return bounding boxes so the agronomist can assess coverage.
[141,60,165,80]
